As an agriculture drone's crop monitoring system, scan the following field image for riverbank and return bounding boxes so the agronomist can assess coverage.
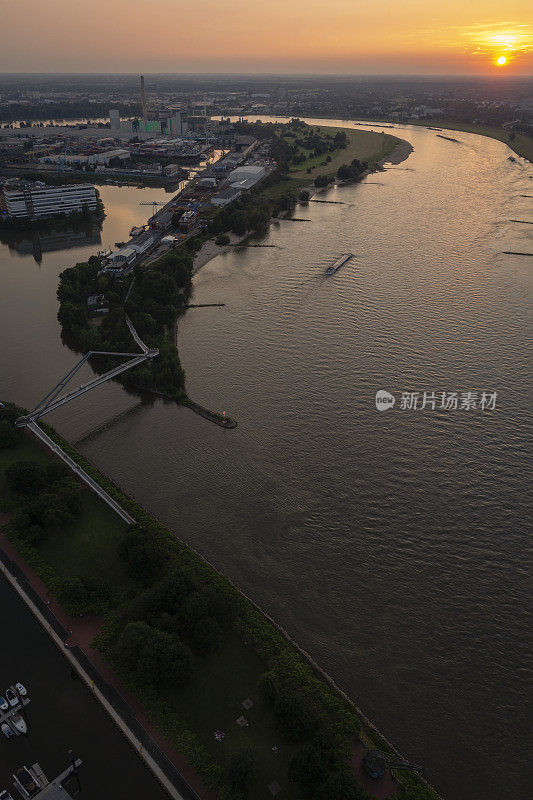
[0,405,440,800]
[193,231,250,274]
[414,119,533,163]
[380,139,414,165]
[275,113,532,163]
[191,125,413,276]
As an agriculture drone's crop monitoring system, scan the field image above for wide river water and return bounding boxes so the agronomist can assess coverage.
[1,120,531,800]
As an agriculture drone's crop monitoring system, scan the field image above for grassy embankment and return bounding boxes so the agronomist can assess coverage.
[0,406,440,800]
[410,119,533,163]
[359,117,533,163]
[261,125,402,200]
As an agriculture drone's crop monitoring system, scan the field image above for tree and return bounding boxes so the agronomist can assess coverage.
[45,460,70,486]
[274,691,317,740]
[190,615,222,654]
[299,190,310,202]
[129,573,189,623]
[318,772,369,800]
[230,211,248,236]
[337,165,352,182]
[114,621,193,689]
[5,461,46,496]
[0,420,20,449]
[314,174,334,189]
[118,525,170,585]
[289,744,329,797]
[215,233,230,246]
[228,747,255,792]
[136,629,193,688]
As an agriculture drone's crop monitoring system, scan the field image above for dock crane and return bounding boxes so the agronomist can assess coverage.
[139,200,165,218]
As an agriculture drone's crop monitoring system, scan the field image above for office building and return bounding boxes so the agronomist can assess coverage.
[2,182,97,220]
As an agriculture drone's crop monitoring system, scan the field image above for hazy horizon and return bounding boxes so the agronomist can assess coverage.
[2,1,532,76]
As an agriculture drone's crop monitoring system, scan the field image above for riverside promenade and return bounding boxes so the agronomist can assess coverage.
[0,523,216,800]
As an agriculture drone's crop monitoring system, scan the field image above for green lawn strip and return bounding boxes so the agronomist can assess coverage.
[163,630,298,799]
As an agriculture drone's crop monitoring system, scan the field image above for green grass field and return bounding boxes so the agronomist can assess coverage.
[0,433,130,589]
[37,490,129,587]
[166,629,300,799]
[261,125,400,200]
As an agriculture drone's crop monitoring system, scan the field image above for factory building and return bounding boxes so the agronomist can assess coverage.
[110,108,186,137]
[2,182,97,220]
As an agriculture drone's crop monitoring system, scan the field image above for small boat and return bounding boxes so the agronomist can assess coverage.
[0,696,8,711]
[0,789,15,800]
[5,689,18,708]
[1,723,15,739]
[508,155,516,162]
[13,767,38,798]
[10,713,27,735]
[15,683,27,697]
[130,225,145,236]
[325,253,354,275]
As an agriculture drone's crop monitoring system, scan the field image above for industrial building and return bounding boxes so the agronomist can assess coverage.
[228,165,266,190]
[2,182,97,220]
[211,186,244,207]
[40,149,129,166]
[112,110,185,137]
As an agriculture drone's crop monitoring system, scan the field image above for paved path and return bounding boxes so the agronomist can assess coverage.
[0,529,218,800]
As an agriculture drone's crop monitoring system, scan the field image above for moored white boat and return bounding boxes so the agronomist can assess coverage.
[1,722,15,738]
[5,689,17,708]
[0,696,8,712]
[10,713,27,735]
[15,683,27,697]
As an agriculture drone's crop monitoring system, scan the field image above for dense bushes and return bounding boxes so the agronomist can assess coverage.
[314,174,336,188]
[118,523,171,585]
[288,731,361,799]
[7,459,82,544]
[114,621,193,689]
[0,419,21,448]
[337,159,367,182]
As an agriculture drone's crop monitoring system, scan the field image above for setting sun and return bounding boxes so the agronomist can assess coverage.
[496,55,507,65]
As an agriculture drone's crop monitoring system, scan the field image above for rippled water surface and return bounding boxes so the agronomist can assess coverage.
[1,121,531,800]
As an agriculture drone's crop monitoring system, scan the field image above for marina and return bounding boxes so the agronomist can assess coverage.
[0,688,30,738]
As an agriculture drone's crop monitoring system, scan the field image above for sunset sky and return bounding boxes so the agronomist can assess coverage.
[1,0,532,74]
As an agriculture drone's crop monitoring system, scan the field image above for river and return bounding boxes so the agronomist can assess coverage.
[1,120,531,800]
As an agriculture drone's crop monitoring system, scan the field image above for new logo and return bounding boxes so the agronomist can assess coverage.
[375,390,395,411]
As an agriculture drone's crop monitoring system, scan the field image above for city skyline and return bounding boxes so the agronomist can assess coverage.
[1,0,532,75]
